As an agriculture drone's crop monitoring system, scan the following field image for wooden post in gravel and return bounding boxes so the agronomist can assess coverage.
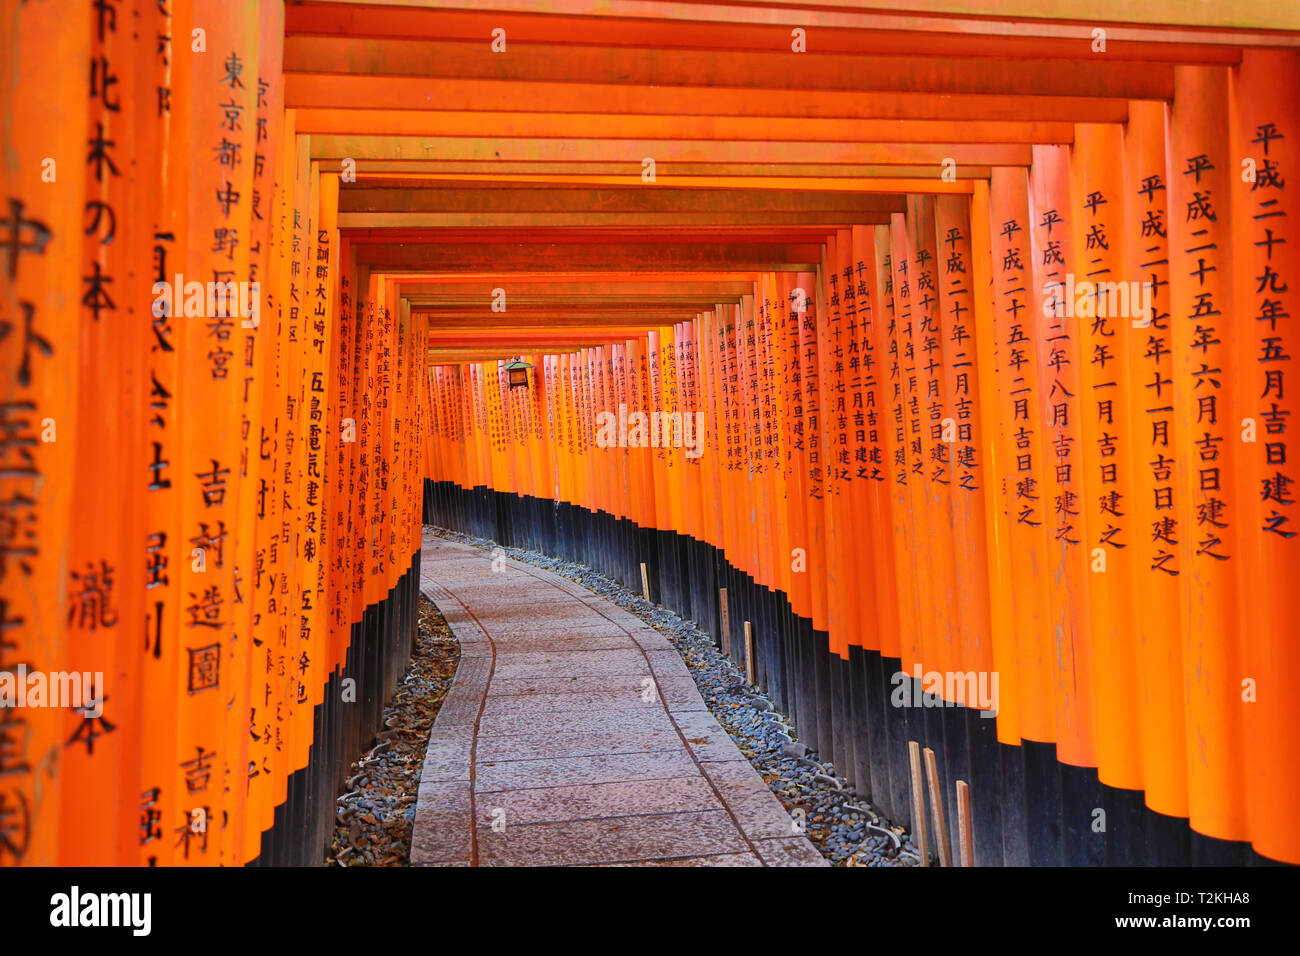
[908,741,930,866]
[743,621,755,684]
[719,587,731,656]
[956,780,974,867]
[640,562,651,602]
[923,747,952,866]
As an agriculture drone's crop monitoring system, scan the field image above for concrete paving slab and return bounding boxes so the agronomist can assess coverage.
[480,690,658,718]
[753,835,832,867]
[477,707,677,739]
[479,632,638,651]
[475,810,749,866]
[595,853,763,867]
[474,725,681,762]
[699,759,798,840]
[475,776,722,825]
[673,710,750,763]
[490,653,651,681]
[475,750,700,792]
[487,674,652,698]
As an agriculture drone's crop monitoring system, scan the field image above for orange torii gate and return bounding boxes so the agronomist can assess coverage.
[1,0,1298,870]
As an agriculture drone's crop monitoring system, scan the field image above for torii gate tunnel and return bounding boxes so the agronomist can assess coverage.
[2,0,1299,879]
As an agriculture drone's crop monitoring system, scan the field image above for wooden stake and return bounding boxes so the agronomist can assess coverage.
[640,561,651,602]
[743,620,755,684]
[923,747,952,867]
[908,741,929,867]
[956,779,974,867]
[719,587,730,657]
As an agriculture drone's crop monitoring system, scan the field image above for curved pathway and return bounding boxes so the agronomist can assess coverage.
[412,532,827,867]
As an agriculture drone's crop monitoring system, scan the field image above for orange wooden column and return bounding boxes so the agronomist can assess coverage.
[776,273,813,627]
[969,177,1022,747]
[1028,144,1096,772]
[987,167,1054,747]
[1228,50,1300,864]
[796,275,829,639]
[680,321,706,561]
[698,306,726,570]
[759,285,783,612]
[1167,65,1247,849]
[136,0,190,869]
[932,196,994,703]
[330,241,357,675]
[761,276,793,620]
[846,228,891,659]
[905,196,962,686]
[627,337,655,530]
[874,224,919,672]
[662,329,687,550]
[172,0,259,865]
[1121,99,1188,826]
[0,0,92,868]
[887,213,928,677]
[816,238,849,663]
[1068,122,1143,795]
[60,0,145,866]
[733,295,758,592]
[725,302,745,587]
[300,166,337,733]
[744,289,775,625]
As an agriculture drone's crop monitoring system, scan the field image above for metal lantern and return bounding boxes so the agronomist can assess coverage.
[504,358,534,389]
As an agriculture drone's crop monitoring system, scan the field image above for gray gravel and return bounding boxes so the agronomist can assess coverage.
[425,524,920,867]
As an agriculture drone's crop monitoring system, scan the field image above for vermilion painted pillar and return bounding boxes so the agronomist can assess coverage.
[1069,122,1144,796]
[1167,64,1247,856]
[1029,144,1097,776]
[0,0,92,868]
[1229,49,1300,865]
[933,195,994,697]
[1122,98,1190,836]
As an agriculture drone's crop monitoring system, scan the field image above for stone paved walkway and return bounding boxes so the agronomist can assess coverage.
[411,533,827,867]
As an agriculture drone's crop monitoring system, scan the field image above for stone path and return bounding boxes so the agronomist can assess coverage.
[411,533,827,867]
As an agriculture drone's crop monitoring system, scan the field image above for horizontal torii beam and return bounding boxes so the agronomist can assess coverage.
[338,185,909,214]
[423,311,704,327]
[427,324,667,339]
[347,226,838,243]
[337,212,894,228]
[286,0,1300,37]
[396,278,758,297]
[284,38,1176,99]
[411,296,744,308]
[351,241,821,270]
[310,135,1030,165]
[339,172,976,192]
[391,270,766,283]
[340,161,997,179]
[427,333,651,349]
[295,109,1076,145]
[285,75,1133,124]
[428,350,590,363]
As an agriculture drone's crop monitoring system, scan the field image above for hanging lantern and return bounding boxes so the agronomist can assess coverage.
[505,357,534,389]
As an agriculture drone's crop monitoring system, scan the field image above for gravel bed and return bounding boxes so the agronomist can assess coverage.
[425,525,919,867]
[326,597,460,866]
